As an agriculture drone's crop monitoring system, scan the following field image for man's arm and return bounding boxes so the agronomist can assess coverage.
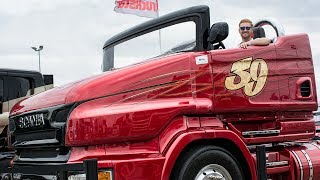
[250,37,271,46]
[240,38,271,49]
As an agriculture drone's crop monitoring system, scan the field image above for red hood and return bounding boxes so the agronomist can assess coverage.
[9,77,94,115]
[10,52,203,116]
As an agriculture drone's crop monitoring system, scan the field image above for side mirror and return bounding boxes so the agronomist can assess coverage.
[208,22,229,44]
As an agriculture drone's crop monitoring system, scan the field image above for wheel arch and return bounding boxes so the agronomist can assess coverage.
[161,130,256,180]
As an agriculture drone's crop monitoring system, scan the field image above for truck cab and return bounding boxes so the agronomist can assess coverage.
[0,69,53,178]
[0,69,53,150]
[4,5,320,180]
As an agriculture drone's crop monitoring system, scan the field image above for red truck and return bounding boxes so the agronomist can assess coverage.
[3,5,320,180]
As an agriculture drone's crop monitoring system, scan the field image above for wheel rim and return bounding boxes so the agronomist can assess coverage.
[195,164,232,180]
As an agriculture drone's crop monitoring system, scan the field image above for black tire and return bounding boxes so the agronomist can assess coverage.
[170,145,244,180]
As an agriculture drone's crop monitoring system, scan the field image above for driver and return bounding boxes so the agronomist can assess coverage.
[238,18,271,49]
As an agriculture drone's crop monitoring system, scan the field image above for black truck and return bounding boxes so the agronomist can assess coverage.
[0,69,53,175]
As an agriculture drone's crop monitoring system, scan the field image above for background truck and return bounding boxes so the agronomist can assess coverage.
[0,69,53,175]
[4,5,320,180]
[0,69,53,150]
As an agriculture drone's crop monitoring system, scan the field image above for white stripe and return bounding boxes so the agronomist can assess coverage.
[291,150,303,180]
[301,150,313,180]
[312,142,320,150]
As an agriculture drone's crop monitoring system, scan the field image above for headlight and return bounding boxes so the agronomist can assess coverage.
[98,171,112,180]
[68,171,112,180]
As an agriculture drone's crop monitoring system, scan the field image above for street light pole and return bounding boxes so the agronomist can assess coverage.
[31,46,43,72]
[37,50,41,73]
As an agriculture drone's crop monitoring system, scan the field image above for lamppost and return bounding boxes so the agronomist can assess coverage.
[31,46,43,72]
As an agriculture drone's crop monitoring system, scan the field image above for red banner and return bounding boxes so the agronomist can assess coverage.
[114,0,159,18]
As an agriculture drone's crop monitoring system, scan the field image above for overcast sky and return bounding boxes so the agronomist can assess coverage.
[0,0,319,89]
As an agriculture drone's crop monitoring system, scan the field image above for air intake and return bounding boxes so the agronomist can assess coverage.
[300,80,311,97]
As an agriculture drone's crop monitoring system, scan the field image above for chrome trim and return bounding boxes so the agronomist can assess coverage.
[301,150,313,180]
[242,130,280,136]
[266,161,288,167]
[247,143,273,150]
[195,164,231,180]
[291,150,303,180]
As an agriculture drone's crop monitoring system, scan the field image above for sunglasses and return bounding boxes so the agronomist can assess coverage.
[240,26,252,31]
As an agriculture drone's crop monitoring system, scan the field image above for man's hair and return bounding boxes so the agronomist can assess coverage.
[239,19,253,27]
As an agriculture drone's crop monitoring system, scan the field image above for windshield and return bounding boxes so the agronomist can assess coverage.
[103,21,196,71]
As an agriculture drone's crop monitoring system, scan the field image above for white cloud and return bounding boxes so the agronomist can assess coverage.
[0,0,319,88]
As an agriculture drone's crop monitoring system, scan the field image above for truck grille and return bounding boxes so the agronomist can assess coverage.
[9,104,73,148]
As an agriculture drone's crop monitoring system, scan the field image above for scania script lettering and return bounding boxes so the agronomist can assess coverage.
[18,113,45,129]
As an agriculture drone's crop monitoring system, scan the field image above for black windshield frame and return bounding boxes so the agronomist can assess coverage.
[102,5,210,71]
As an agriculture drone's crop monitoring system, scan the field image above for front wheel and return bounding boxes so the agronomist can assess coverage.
[170,145,244,180]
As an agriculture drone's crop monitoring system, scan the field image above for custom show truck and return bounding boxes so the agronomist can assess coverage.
[3,5,320,180]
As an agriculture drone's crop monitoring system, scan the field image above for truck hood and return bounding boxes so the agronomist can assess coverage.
[11,53,200,115]
[9,76,98,115]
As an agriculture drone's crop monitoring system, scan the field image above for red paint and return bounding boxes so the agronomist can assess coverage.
[287,143,320,180]
[8,32,319,180]
[65,97,212,146]
[158,117,187,154]
[200,117,224,128]
[69,138,160,163]
[186,116,200,129]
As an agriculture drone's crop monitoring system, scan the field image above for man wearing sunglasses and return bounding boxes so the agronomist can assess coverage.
[238,18,271,49]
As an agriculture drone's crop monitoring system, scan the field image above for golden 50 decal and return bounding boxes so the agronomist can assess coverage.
[225,57,268,97]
